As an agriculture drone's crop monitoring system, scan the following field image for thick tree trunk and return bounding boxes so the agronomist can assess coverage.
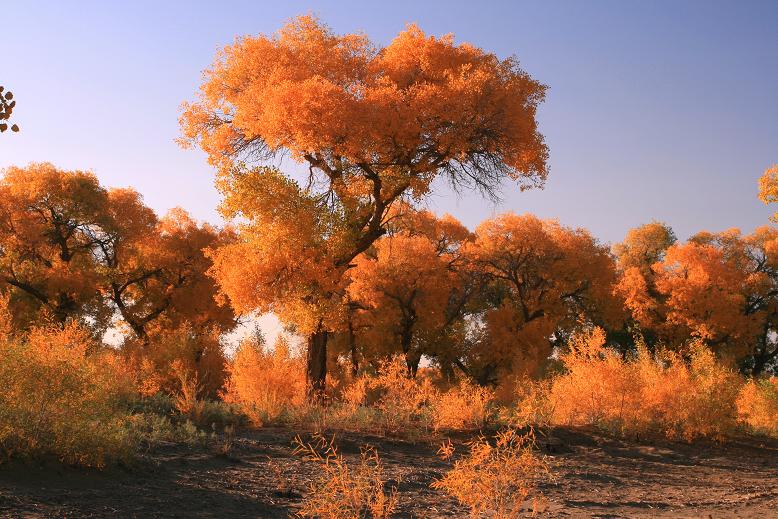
[306,327,328,402]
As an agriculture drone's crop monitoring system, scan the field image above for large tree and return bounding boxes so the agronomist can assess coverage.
[181,16,549,398]
[619,226,778,374]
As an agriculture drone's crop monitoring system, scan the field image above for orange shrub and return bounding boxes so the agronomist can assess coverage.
[343,357,437,434]
[431,379,494,431]
[737,377,778,437]
[432,429,550,518]
[0,324,138,467]
[222,336,306,425]
[293,433,398,518]
[544,328,742,441]
[124,324,228,399]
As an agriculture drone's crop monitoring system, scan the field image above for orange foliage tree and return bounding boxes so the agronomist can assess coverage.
[0,163,114,330]
[102,206,235,343]
[346,209,471,377]
[0,163,237,391]
[617,225,778,374]
[181,16,549,398]
[462,213,622,384]
[758,164,778,222]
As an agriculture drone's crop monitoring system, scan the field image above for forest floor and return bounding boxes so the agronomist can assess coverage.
[0,426,776,518]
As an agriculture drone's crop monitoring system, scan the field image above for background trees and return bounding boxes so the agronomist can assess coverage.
[181,16,549,398]
[615,222,778,375]
[346,209,470,377]
[461,213,622,384]
[0,163,237,393]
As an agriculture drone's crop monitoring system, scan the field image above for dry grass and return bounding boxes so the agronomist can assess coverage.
[293,433,398,518]
[432,429,550,518]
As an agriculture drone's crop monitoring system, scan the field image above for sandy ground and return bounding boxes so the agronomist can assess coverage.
[0,426,776,518]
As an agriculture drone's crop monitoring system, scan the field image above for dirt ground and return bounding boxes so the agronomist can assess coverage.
[0,426,776,518]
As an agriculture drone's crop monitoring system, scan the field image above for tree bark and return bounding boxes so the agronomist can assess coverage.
[306,326,328,402]
[347,318,358,377]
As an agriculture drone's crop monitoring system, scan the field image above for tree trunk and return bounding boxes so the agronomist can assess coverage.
[348,323,359,377]
[306,327,328,402]
[405,351,421,378]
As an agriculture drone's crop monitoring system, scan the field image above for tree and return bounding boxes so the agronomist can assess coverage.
[618,226,778,374]
[612,221,676,349]
[0,163,113,330]
[758,164,778,222]
[613,221,676,275]
[102,206,236,344]
[462,213,621,384]
[182,16,549,398]
[0,164,236,350]
[0,86,19,133]
[347,209,470,377]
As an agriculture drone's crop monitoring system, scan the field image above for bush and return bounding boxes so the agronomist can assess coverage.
[124,325,228,399]
[0,324,138,468]
[335,357,436,434]
[431,379,494,431]
[737,377,778,437]
[431,429,550,518]
[293,433,398,519]
[541,327,743,441]
[222,336,306,426]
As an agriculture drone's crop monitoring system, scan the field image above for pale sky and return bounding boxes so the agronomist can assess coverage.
[2,0,777,344]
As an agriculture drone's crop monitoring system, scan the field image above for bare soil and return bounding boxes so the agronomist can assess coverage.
[0,426,776,518]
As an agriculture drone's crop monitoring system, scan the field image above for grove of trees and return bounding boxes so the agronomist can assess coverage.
[1,17,776,410]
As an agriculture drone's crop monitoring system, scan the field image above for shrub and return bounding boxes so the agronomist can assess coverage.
[737,377,778,437]
[293,433,398,519]
[431,429,550,518]
[431,379,494,431]
[0,324,138,468]
[124,325,228,399]
[222,335,306,426]
[543,327,742,441]
[340,357,436,434]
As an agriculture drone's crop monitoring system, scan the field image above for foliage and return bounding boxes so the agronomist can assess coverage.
[758,164,778,222]
[0,324,137,467]
[0,164,236,382]
[124,324,228,400]
[430,379,494,431]
[0,86,19,133]
[545,328,743,441]
[345,357,437,434]
[463,213,623,383]
[616,225,778,374]
[431,429,550,518]
[737,377,778,437]
[182,15,549,397]
[222,335,307,425]
[345,208,472,377]
[293,433,398,519]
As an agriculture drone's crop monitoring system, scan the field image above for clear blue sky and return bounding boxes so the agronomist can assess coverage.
[2,0,776,245]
